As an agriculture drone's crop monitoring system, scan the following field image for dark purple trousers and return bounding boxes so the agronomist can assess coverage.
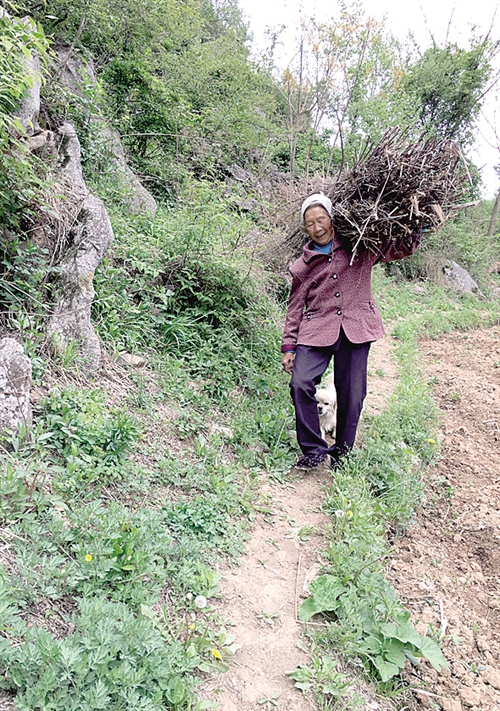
[290,330,371,464]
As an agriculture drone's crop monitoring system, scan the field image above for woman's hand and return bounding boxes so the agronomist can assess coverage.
[281,352,295,375]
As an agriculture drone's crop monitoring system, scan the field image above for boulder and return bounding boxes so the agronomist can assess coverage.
[47,122,114,372]
[0,338,32,434]
[441,260,485,298]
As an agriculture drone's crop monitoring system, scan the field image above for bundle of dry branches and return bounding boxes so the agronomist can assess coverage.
[323,129,473,259]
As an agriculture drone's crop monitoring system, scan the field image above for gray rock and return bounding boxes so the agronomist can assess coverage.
[117,352,146,368]
[54,48,98,97]
[229,164,256,184]
[0,338,32,434]
[47,123,114,372]
[55,121,87,194]
[99,126,157,215]
[441,260,485,298]
[237,197,262,213]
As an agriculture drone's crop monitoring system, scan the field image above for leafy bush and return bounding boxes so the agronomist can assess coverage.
[0,590,201,710]
[0,14,48,227]
[39,386,140,468]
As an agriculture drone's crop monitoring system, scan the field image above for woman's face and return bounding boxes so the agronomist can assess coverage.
[304,205,334,246]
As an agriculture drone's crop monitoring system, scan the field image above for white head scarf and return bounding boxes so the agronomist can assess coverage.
[300,193,333,233]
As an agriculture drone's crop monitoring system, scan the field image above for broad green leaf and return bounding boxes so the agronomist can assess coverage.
[286,665,312,683]
[379,620,422,646]
[372,656,401,682]
[165,679,186,705]
[299,597,322,622]
[197,661,213,673]
[299,575,346,621]
[294,681,311,691]
[361,635,382,654]
[384,639,406,668]
[417,636,450,672]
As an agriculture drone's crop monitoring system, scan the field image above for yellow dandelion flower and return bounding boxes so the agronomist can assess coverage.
[347,510,353,518]
[189,624,195,630]
[85,554,93,562]
[428,438,435,444]
[211,649,222,660]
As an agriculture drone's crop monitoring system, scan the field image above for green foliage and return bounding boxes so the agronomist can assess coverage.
[0,14,48,227]
[287,653,352,699]
[300,575,448,682]
[23,0,281,192]
[92,182,284,402]
[163,493,247,557]
[397,202,496,291]
[402,40,495,144]
[39,386,140,468]
[0,591,201,710]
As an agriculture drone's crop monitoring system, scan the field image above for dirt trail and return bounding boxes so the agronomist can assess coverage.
[201,337,399,710]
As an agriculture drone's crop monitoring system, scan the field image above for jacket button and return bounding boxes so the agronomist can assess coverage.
[337,309,342,315]
[306,314,311,320]
[332,274,338,279]
[335,292,340,298]
[328,257,332,262]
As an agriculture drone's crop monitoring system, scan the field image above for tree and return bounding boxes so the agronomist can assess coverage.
[401,38,498,145]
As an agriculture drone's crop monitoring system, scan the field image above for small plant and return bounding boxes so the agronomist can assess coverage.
[257,692,281,708]
[287,653,352,700]
[300,575,448,682]
[258,610,281,627]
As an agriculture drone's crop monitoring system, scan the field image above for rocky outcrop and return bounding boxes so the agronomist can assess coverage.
[0,338,32,434]
[226,163,289,211]
[441,260,485,298]
[12,39,156,371]
[47,122,114,372]
[55,48,156,216]
[99,125,157,215]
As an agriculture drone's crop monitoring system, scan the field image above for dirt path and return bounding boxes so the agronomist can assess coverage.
[389,326,500,711]
[201,337,399,710]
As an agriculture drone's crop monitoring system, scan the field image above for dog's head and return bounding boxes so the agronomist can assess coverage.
[315,387,336,415]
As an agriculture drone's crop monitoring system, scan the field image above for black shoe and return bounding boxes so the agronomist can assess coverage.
[294,452,328,471]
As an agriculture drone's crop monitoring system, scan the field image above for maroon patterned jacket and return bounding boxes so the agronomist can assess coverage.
[281,234,421,352]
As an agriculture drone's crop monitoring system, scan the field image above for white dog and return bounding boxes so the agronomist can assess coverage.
[315,372,337,441]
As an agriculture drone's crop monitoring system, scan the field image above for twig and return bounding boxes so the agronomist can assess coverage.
[411,688,443,699]
[439,599,448,638]
[294,552,302,622]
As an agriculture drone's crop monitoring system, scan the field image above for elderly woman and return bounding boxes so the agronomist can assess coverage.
[281,193,421,471]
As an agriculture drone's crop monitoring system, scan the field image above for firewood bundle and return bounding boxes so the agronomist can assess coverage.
[324,129,473,258]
